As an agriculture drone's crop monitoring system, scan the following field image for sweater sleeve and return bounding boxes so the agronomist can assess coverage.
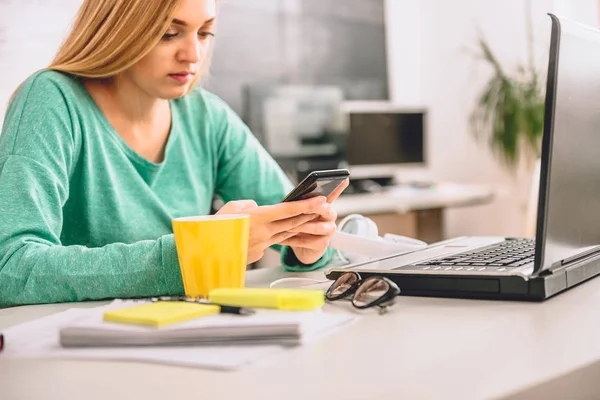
[207,92,335,271]
[0,74,183,307]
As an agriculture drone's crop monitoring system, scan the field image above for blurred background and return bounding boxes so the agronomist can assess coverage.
[203,0,599,245]
[0,0,598,250]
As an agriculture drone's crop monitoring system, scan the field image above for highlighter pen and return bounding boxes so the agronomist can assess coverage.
[150,296,255,315]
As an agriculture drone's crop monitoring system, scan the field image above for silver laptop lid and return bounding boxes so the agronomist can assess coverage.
[534,14,600,274]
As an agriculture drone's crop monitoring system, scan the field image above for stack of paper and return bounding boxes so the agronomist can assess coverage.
[59,301,354,347]
[2,301,356,370]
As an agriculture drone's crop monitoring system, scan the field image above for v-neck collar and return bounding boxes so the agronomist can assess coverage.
[78,79,180,172]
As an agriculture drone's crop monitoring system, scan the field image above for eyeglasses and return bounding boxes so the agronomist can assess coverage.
[325,271,400,314]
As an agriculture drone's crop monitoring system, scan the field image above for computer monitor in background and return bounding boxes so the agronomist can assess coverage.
[243,84,348,183]
[243,84,346,158]
[343,103,426,182]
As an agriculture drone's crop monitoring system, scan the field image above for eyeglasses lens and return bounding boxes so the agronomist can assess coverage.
[353,278,390,308]
[327,272,360,299]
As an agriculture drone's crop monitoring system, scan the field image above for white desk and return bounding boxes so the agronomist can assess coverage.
[326,182,495,245]
[332,182,494,216]
[2,266,600,399]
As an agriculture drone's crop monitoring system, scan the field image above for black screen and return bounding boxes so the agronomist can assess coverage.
[293,178,345,201]
[347,112,425,165]
[284,176,348,202]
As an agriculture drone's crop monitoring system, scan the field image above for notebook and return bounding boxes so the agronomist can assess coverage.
[59,300,355,348]
[2,308,286,370]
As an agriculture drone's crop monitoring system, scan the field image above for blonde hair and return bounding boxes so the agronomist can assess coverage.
[6,0,216,107]
[49,0,215,89]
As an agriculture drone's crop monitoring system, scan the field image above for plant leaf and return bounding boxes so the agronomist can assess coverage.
[469,36,545,169]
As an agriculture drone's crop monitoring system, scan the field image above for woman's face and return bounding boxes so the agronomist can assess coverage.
[124,0,216,99]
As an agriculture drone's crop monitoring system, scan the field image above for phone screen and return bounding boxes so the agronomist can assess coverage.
[283,177,347,202]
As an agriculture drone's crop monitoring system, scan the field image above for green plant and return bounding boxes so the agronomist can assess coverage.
[469,1,545,170]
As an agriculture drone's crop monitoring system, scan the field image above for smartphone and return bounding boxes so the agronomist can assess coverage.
[282,169,350,202]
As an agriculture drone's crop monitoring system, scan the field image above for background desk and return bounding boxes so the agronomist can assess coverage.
[333,182,494,243]
[258,182,494,269]
[2,266,600,400]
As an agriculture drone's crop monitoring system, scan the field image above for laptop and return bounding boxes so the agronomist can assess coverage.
[325,13,600,301]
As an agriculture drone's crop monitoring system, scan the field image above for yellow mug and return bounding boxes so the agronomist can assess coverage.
[172,214,250,299]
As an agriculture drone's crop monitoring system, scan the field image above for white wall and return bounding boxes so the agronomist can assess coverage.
[0,0,82,129]
[385,0,598,239]
[554,0,598,26]
[384,0,423,106]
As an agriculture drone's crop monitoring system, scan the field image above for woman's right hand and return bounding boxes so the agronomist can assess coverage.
[216,196,327,264]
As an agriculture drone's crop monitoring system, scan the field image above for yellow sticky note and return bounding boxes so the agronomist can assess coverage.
[103,302,220,327]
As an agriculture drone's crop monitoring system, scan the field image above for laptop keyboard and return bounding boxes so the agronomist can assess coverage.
[413,238,535,273]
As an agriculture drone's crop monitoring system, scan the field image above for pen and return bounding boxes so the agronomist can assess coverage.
[150,296,255,316]
[0,333,4,352]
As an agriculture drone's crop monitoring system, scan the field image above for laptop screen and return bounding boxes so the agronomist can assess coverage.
[534,14,600,274]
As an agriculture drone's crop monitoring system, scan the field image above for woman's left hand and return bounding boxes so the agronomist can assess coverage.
[280,179,349,265]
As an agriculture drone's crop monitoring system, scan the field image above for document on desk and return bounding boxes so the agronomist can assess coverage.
[60,300,354,347]
[1,303,356,370]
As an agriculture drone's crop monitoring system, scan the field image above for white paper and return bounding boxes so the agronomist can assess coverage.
[58,300,355,347]
[2,302,356,370]
[2,308,286,370]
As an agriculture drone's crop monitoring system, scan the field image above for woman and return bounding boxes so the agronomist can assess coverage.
[0,0,347,307]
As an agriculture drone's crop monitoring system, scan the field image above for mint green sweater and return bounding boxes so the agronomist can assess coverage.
[0,70,332,307]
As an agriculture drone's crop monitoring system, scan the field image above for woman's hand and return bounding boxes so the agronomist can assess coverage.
[216,196,327,264]
[282,179,349,264]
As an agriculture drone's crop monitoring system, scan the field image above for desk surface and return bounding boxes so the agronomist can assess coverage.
[2,266,600,400]
[333,182,494,216]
